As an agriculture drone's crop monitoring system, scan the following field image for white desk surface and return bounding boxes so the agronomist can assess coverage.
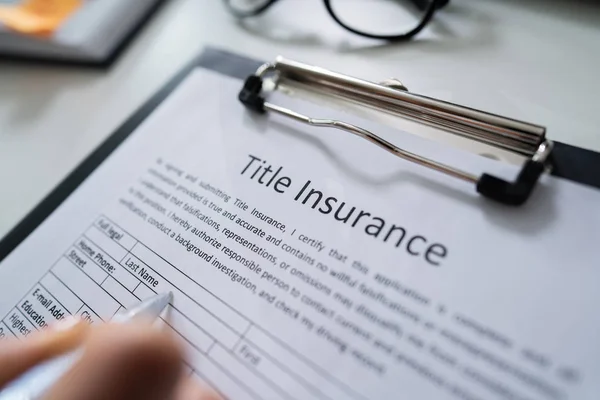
[1,0,599,238]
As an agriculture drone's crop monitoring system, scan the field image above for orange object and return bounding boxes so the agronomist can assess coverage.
[0,0,83,36]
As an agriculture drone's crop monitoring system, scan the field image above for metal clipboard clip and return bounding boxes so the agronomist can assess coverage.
[238,57,553,206]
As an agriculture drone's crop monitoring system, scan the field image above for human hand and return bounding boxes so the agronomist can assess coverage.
[0,318,220,400]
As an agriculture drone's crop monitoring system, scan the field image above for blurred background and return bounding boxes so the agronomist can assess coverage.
[0,0,599,237]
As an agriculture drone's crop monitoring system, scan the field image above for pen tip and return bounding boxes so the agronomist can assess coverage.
[154,291,172,310]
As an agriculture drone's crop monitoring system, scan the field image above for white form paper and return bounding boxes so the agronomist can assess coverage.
[1,69,599,400]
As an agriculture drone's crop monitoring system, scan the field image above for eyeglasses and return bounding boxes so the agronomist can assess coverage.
[224,0,448,41]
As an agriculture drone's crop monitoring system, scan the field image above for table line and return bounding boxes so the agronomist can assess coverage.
[209,341,298,400]
[1,321,16,338]
[0,213,248,400]
[60,252,132,312]
[162,287,325,400]
[39,280,101,322]
[168,303,222,347]
[32,288,299,400]
[101,215,365,400]
[236,331,338,400]
[0,255,67,323]
[86,225,264,367]
[12,277,76,331]
[162,318,265,400]
[112,306,124,318]
[206,340,217,355]
[15,306,41,333]
[119,248,133,264]
[78,220,132,267]
[87,229,252,352]
[96,215,261,336]
[167,300,323,400]
[49,271,106,322]
[103,215,364,399]
[2,318,18,338]
[70,233,151,304]
[191,368,226,400]
[80,232,159,296]
[232,322,253,351]
[90,225,252,344]
[95,216,142,257]
[39,279,79,316]
[77,234,139,295]
[93,217,139,253]
[91,223,163,295]
[101,214,257,325]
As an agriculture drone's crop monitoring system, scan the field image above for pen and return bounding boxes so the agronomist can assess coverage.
[0,292,173,400]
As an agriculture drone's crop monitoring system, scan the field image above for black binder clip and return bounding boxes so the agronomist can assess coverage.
[239,57,553,206]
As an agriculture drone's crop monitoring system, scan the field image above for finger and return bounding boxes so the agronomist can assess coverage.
[0,317,89,389]
[44,323,183,400]
[173,376,223,400]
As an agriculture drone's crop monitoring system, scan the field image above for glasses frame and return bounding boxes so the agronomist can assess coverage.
[224,0,443,41]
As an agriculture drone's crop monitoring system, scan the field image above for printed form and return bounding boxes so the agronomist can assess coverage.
[1,69,600,400]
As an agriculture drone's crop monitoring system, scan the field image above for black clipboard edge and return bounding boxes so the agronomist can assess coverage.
[0,47,261,262]
[0,0,167,68]
[551,142,600,189]
[1,47,598,262]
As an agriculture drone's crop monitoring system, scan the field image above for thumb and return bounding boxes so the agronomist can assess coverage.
[43,323,183,400]
[0,317,89,389]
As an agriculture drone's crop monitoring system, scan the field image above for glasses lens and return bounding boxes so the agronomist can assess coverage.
[328,0,434,37]
[226,0,272,15]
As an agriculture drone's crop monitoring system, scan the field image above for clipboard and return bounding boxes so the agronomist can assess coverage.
[1,46,600,261]
[238,57,600,206]
[1,47,600,400]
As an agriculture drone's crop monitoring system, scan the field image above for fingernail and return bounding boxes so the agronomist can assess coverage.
[178,377,224,400]
[33,317,91,358]
[48,316,81,332]
[202,390,224,400]
[194,383,224,400]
